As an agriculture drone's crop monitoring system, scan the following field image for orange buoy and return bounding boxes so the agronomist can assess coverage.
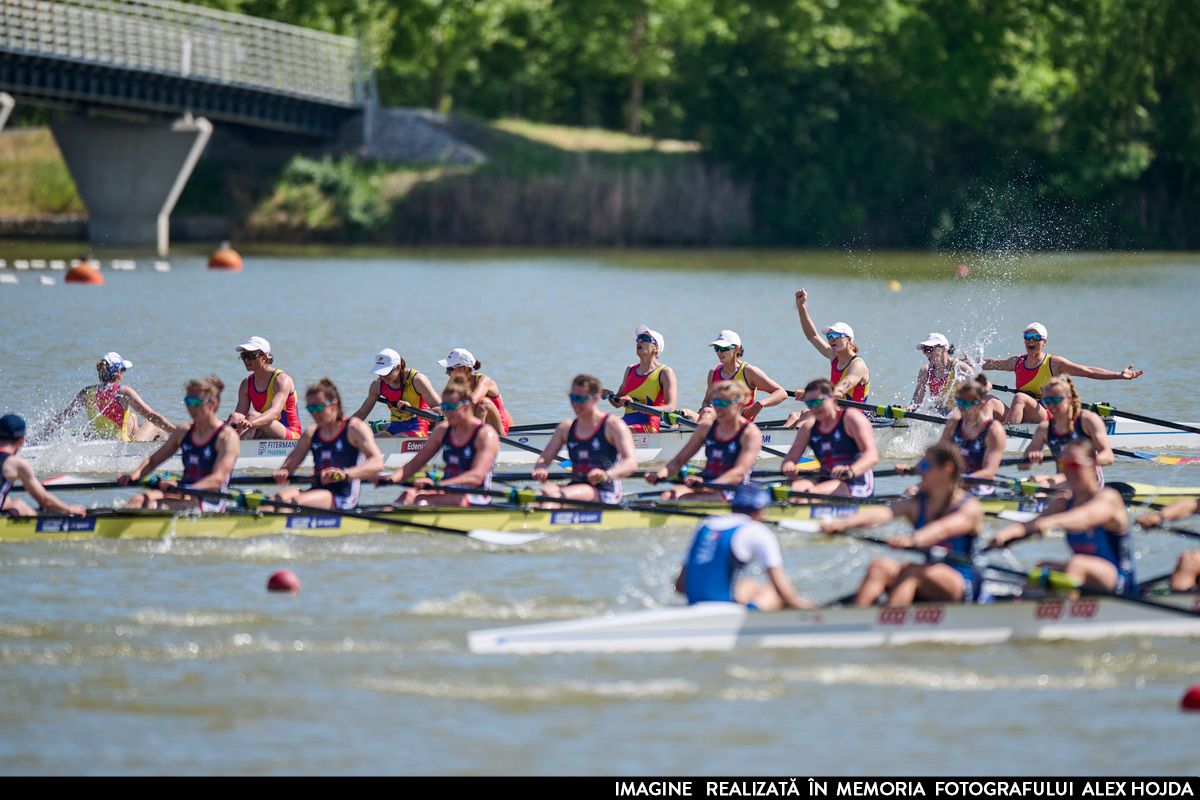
[208,242,243,271]
[64,259,104,285]
[267,569,300,593]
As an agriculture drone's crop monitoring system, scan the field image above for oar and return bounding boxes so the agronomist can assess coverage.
[604,393,796,460]
[988,385,1200,437]
[166,485,546,546]
[405,406,571,468]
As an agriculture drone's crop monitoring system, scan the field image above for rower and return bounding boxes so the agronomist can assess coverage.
[674,483,813,610]
[384,378,500,507]
[700,330,786,421]
[532,374,638,504]
[993,441,1137,596]
[606,324,680,432]
[352,348,441,437]
[781,378,879,498]
[909,332,975,414]
[785,289,869,427]
[971,373,1010,419]
[820,443,985,607]
[937,380,1007,493]
[1136,499,1200,592]
[0,414,86,517]
[646,381,761,502]
[438,348,513,434]
[982,322,1143,423]
[35,352,176,443]
[1022,376,1113,487]
[228,336,302,440]
[120,377,239,511]
[271,379,383,511]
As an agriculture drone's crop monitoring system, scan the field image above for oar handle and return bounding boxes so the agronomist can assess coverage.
[602,392,695,429]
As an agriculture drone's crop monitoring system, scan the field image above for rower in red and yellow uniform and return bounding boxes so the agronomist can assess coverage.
[271,379,383,510]
[384,378,500,507]
[352,348,441,437]
[646,381,762,502]
[532,374,639,505]
[36,352,176,443]
[121,376,240,512]
[700,330,786,421]
[781,378,879,498]
[439,348,513,435]
[606,324,680,433]
[786,290,870,427]
[982,322,1143,423]
[228,336,302,440]
[1022,376,1113,487]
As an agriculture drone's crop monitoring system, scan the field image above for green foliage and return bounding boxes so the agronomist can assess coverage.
[250,156,390,239]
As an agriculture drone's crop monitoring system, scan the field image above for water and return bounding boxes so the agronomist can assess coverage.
[2,249,1199,774]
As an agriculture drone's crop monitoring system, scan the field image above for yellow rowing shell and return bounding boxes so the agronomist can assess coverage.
[2,483,1194,541]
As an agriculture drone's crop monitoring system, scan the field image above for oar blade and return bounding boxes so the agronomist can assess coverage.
[467,529,548,546]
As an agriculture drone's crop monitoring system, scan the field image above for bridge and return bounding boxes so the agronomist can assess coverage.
[0,0,369,254]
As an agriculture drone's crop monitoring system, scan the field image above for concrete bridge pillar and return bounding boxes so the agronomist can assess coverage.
[50,115,212,256]
[0,94,13,131]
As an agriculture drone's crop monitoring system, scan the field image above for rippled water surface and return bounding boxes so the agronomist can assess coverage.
[2,248,1199,774]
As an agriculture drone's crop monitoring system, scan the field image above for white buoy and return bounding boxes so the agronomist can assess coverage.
[39,275,55,285]
[69,258,81,267]
[49,259,65,270]
[153,261,171,272]
[30,259,46,270]
[14,259,29,270]
[0,274,18,284]
[0,259,6,269]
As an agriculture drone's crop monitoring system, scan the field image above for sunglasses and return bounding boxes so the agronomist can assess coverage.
[1023,333,1044,342]
[568,393,596,405]
[711,397,737,409]
[803,396,830,409]
[636,334,656,344]
[239,352,259,362]
[439,400,468,413]
[825,332,847,342]
[916,458,932,474]
[1040,395,1067,406]
[184,396,207,408]
[921,346,940,355]
[305,402,331,415]
[955,398,979,410]
[713,344,737,353]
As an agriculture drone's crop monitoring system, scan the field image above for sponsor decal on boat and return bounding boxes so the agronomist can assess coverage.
[285,516,342,529]
[36,517,97,533]
[402,440,425,452]
[549,510,603,525]
[256,440,298,457]
[809,504,858,519]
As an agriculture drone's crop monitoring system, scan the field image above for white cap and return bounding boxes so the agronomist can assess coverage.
[635,324,665,354]
[236,336,271,354]
[438,347,476,370]
[101,352,132,373]
[916,332,950,351]
[822,322,855,340]
[372,348,402,376]
[1024,322,1048,339]
[709,329,742,348]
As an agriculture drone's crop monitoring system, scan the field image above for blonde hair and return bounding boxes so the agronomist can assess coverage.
[306,378,344,420]
[185,375,224,404]
[711,380,749,404]
[1042,376,1081,421]
[956,381,987,403]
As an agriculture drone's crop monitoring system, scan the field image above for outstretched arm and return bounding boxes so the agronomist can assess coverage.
[1052,355,1142,382]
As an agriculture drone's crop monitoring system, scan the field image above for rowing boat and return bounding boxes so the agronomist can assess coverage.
[4,482,1196,541]
[467,594,1200,654]
[23,417,1200,474]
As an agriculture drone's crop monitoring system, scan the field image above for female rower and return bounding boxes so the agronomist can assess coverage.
[982,322,1143,423]
[1,414,86,518]
[439,348,513,434]
[993,441,1137,596]
[646,381,761,502]
[792,288,869,397]
[781,378,879,498]
[271,379,383,511]
[1022,376,1113,487]
[700,330,786,421]
[37,352,175,443]
[607,324,680,432]
[937,380,1007,493]
[352,348,441,437]
[384,378,500,507]
[909,332,975,414]
[228,336,302,440]
[821,443,985,606]
[1137,499,1200,592]
[121,376,239,511]
[532,374,639,504]
[971,373,1009,419]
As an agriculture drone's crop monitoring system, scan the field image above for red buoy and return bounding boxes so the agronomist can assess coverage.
[267,569,300,593]
[208,242,243,271]
[64,259,104,285]
[955,263,970,279]
[1181,685,1200,711]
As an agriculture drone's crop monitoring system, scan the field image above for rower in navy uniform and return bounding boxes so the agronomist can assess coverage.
[385,378,500,507]
[0,414,86,518]
[675,483,812,610]
[121,376,240,512]
[820,443,986,606]
[936,379,1007,496]
[532,374,638,505]
[646,381,762,502]
[1138,499,1200,592]
[271,378,383,510]
[781,378,879,498]
[994,440,1137,596]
